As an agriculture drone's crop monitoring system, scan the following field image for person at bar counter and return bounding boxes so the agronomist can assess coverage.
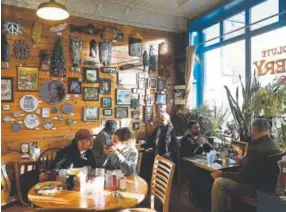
[142,112,177,162]
[92,120,118,167]
[53,129,96,170]
[103,128,138,175]
[211,118,280,212]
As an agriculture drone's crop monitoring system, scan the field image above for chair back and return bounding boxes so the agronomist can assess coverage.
[1,163,12,206]
[260,151,286,193]
[150,155,175,212]
[37,147,61,173]
[136,151,143,175]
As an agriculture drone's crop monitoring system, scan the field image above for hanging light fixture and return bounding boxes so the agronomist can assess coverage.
[36,0,69,21]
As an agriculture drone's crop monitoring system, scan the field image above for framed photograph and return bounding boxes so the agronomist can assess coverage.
[131,99,139,109]
[1,77,14,102]
[147,95,155,105]
[101,67,116,74]
[42,107,50,118]
[148,78,157,89]
[116,89,132,105]
[103,109,112,116]
[138,78,146,89]
[129,37,142,57]
[68,78,82,94]
[115,107,129,118]
[17,67,39,91]
[131,111,140,119]
[133,122,140,131]
[157,78,168,91]
[118,72,137,86]
[156,93,167,105]
[99,78,111,94]
[83,106,99,121]
[83,68,99,83]
[174,85,186,105]
[102,97,112,108]
[83,87,99,101]
[144,106,153,123]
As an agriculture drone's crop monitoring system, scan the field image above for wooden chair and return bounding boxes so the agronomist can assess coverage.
[1,163,16,206]
[121,155,176,212]
[37,147,61,173]
[136,151,143,176]
[231,151,286,210]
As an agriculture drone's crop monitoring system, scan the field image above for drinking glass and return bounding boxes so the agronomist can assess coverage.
[66,175,76,190]
[58,169,67,184]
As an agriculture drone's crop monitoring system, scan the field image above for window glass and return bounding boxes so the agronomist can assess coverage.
[203,23,220,46]
[224,12,245,39]
[251,0,279,30]
[251,27,286,86]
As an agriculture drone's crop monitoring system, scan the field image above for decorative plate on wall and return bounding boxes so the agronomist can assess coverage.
[24,114,40,129]
[13,111,21,118]
[20,95,39,112]
[62,103,73,114]
[52,107,58,113]
[11,122,21,132]
[41,80,66,105]
[43,120,53,130]
[3,116,11,122]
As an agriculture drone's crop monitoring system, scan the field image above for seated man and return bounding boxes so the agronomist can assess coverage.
[92,120,118,167]
[211,118,279,212]
[53,129,96,170]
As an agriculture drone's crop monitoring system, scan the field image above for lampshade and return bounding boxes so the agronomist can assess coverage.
[36,0,69,21]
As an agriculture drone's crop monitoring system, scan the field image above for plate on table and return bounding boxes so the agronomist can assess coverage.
[24,114,40,129]
[20,95,39,112]
[34,181,63,195]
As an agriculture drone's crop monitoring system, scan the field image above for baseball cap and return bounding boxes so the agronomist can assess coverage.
[75,129,92,141]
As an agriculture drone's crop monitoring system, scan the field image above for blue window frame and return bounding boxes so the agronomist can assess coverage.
[188,0,286,107]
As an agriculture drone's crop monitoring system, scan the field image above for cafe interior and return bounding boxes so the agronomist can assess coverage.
[1,0,286,212]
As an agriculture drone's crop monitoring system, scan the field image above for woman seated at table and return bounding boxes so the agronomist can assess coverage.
[103,128,138,175]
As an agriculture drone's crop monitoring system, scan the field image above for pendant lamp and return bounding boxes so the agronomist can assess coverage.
[36,0,69,21]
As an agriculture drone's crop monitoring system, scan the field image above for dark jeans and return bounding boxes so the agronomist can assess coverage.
[211,177,255,212]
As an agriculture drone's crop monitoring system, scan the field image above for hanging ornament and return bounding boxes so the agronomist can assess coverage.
[70,23,101,35]
[143,50,149,72]
[39,50,52,71]
[51,36,66,77]
[99,41,112,66]
[1,34,9,69]
[129,37,142,57]
[149,45,157,73]
[89,39,97,58]
[70,36,82,72]
[14,40,29,61]
[31,19,42,47]
[49,22,68,35]
[2,21,23,35]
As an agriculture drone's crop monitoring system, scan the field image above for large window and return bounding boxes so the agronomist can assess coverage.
[203,23,220,46]
[224,12,245,39]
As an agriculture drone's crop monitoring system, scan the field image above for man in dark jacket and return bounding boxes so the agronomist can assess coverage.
[53,129,96,170]
[211,118,279,212]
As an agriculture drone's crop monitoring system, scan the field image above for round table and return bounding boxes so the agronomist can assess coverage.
[28,175,148,211]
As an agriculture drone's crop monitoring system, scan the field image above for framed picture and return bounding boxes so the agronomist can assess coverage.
[138,78,146,89]
[115,107,128,118]
[83,106,99,121]
[102,97,112,108]
[83,87,99,101]
[144,106,153,123]
[101,67,116,74]
[131,99,139,109]
[129,37,142,57]
[116,89,132,105]
[1,77,14,102]
[156,93,167,105]
[157,78,168,91]
[133,122,140,131]
[118,72,137,86]
[42,107,50,118]
[148,78,157,89]
[68,78,82,94]
[174,85,186,105]
[17,67,39,91]
[83,68,99,83]
[147,95,155,105]
[99,78,111,94]
[103,109,112,116]
[131,111,140,119]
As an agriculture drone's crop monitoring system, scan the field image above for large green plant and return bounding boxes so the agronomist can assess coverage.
[224,75,260,141]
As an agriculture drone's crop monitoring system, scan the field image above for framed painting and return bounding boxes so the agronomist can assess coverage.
[129,37,142,57]
[117,72,137,86]
[1,77,13,102]
[144,106,153,123]
[102,97,112,108]
[133,122,140,131]
[115,107,128,118]
[99,78,111,94]
[101,67,116,74]
[156,93,168,105]
[83,106,99,121]
[131,111,140,120]
[131,99,139,109]
[148,78,157,89]
[68,78,82,94]
[103,109,112,116]
[83,68,99,83]
[116,89,132,105]
[138,78,146,89]
[157,78,168,91]
[17,67,39,91]
[83,87,99,101]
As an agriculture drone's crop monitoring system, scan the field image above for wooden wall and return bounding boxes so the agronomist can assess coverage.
[1,4,177,155]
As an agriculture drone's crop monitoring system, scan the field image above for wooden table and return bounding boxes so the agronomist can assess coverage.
[28,175,148,211]
[182,155,239,172]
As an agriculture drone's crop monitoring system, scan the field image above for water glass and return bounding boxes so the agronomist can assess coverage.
[95,168,105,177]
[58,169,67,184]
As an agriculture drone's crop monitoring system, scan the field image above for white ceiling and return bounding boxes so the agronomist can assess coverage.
[2,0,225,32]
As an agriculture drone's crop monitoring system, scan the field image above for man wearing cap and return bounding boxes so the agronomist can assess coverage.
[53,129,96,170]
